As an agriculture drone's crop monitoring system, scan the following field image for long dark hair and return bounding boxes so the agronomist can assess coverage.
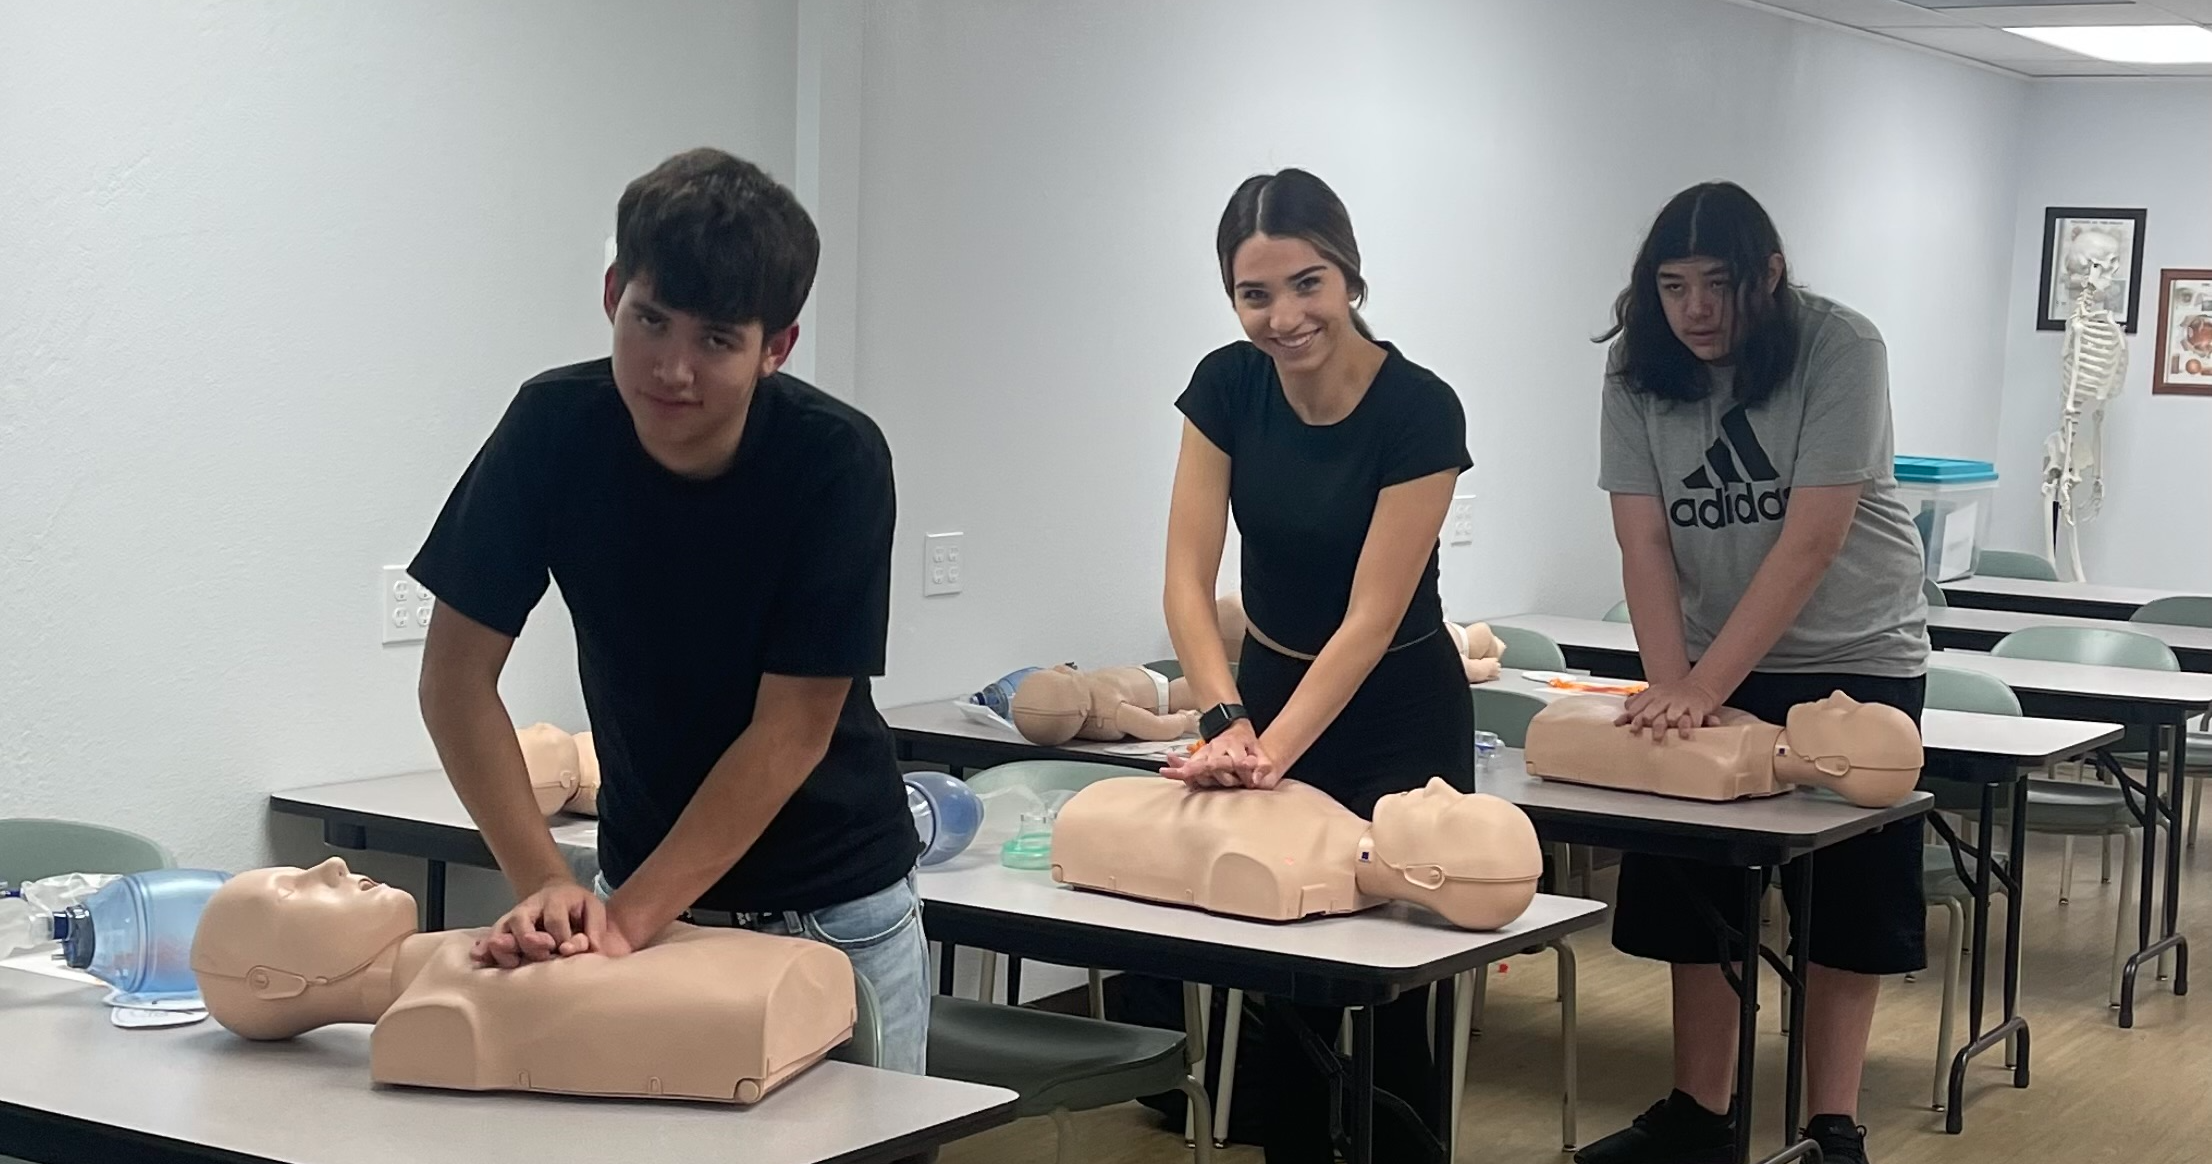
[1216,169,1375,340]
[1599,182,1798,405]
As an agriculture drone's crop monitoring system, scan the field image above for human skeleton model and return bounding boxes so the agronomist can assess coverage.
[2041,240,2129,583]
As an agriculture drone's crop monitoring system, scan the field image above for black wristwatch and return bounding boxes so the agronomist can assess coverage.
[1199,703,1250,742]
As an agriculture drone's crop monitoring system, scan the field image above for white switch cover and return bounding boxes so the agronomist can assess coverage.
[923,532,963,597]
[1446,496,1477,546]
[381,566,437,645]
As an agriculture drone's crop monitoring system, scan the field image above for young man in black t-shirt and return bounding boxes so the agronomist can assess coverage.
[410,149,928,1072]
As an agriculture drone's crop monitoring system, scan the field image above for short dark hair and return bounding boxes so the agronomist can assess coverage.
[613,148,819,334]
[1216,168,1375,340]
[1600,182,1799,406]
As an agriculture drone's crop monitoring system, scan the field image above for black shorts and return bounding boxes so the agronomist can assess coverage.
[1609,670,1929,976]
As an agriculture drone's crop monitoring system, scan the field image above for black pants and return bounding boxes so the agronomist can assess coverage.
[1610,670,1930,975]
[1240,628,1472,1162]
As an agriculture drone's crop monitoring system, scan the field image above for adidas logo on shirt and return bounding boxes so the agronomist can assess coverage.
[1671,404,1791,531]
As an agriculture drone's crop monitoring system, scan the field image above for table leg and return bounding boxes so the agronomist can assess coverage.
[1349,1004,1377,1164]
[938,942,957,996]
[2161,725,2191,991]
[1430,975,1457,1150]
[425,859,447,931]
[1004,956,1024,1006]
[2120,731,2188,1027]
[1783,860,1812,1143]
[1933,775,2032,1131]
[1731,868,1763,1164]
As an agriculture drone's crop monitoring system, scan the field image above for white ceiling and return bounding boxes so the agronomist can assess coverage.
[1746,0,2212,75]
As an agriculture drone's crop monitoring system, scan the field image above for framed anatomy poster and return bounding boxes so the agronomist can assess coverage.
[2153,268,2212,396]
[2037,207,2148,334]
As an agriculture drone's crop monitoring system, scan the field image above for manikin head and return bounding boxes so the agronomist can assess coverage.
[1216,169,1374,379]
[517,722,582,816]
[1359,778,1542,930]
[1008,665,1087,746]
[190,858,420,1039]
[603,149,818,481]
[1778,692,1924,808]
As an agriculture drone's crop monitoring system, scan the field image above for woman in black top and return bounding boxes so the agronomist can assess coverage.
[1164,168,1473,1164]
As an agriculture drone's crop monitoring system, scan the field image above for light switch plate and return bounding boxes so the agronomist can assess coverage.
[1447,496,1476,546]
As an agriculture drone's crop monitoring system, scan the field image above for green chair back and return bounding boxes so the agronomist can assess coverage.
[1472,686,1550,749]
[845,968,884,1068]
[1925,665,2023,716]
[963,759,1132,800]
[1142,658,1183,681]
[1923,577,1949,608]
[0,818,173,886]
[2133,596,2212,628]
[1975,549,2060,582]
[1491,625,1567,672]
[1991,626,2181,673]
[1602,601,1632,624]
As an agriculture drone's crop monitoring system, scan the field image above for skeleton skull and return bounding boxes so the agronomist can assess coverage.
[2065,227,2125,308]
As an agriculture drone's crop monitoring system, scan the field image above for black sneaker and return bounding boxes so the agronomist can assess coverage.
[1574,1090,1735,1164]
[1804,1115,1869,1164]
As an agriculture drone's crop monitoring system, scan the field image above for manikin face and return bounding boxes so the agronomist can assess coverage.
[602,271,796,479]
[1368,778,1542,886]
[1655,253,1786,363]
[193,857,419,984]
[1783,693,1923,777]
[1229,234,1360,377]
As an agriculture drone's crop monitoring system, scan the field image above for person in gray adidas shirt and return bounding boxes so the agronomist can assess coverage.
[1576,183,1930,1164]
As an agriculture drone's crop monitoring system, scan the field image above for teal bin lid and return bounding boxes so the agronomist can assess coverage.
[1895,456,1998,484]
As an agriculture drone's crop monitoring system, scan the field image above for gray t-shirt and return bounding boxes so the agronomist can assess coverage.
[1598,291,1929,678]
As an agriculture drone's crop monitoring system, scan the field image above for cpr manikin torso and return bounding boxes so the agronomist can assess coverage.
[518,724,601,817]
[1522,692,1923,808]
[1050,777,1543,930]
[189,859,852,1104]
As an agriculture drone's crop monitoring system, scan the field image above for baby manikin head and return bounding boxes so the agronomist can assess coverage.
[190,857,420,1039]
[1781,692,1923,808]
[1363,778,1542,930]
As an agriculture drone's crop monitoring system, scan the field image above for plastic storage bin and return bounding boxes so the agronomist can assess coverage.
[1893,457,1998,583]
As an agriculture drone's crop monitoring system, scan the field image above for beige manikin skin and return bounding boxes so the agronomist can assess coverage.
[515,723,582,817]
[1522,692,1924,808]
[569,729,601,816]
[1009,664,1200,746]
[189,858,854,1105]
[1050,777,1543,931]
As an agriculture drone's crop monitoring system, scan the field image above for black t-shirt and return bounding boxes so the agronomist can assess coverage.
[410,358,918,914]
[1177,341,1472,656]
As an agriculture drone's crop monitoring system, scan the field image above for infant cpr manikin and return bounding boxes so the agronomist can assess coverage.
[1050,777,1543,930]
[189,858,852,1104]
[1522,692,1923,808]
[516,723,601,817]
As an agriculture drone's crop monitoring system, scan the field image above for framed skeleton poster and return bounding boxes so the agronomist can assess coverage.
[2153,269,2212,396]
[2037,207,2147,333]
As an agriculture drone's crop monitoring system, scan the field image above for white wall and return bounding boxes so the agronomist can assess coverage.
[850,0,2027,707]
[0,0,798,889]
[1992,80,2212,588]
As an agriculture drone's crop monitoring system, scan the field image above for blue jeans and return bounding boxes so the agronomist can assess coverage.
[593,869,931,1075]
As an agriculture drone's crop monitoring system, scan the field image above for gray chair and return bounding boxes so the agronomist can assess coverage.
[1923,576,1949,609]
[1975,549,2061,581]
[1490,625,1567,672]
[1601,601,1631,624]
[1919,846,1972,1111]
[0,819,173,886]
[1471,685,1550,750]
[2129,597,2212,847]
[929,994,1212,1163]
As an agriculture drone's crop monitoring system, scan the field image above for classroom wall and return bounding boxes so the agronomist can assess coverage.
[0,0,799,886]
[1990,79,2212,588]
[847,0,2028,707]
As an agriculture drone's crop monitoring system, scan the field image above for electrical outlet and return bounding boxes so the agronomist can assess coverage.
[1447,496,1477,546]
[381,566,437,645]
[923,532,963,597]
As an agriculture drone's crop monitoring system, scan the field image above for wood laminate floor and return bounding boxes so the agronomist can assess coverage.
[938,826,2209,1163]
